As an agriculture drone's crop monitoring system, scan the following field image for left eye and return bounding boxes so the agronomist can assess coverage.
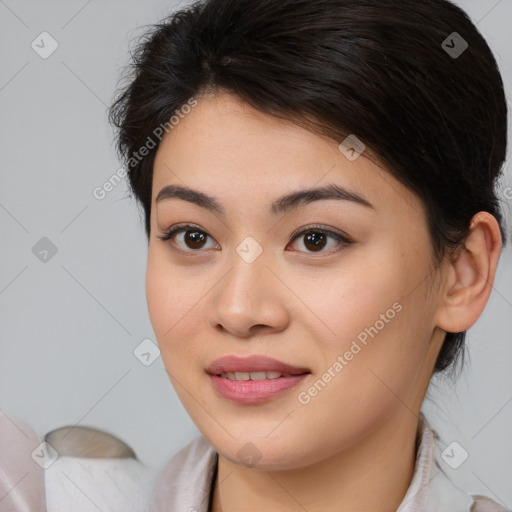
[288,227,352,253]
[157,224,352,254]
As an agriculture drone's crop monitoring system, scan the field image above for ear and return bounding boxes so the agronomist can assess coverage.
[435,211,502,333]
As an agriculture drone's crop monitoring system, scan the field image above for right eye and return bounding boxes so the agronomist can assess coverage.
[157,224,220,252]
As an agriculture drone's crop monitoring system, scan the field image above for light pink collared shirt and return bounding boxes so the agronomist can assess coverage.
[1,412,508,511]
[148,413,508,512]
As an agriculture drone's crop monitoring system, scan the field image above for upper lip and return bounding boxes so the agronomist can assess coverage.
[206,355,311,375]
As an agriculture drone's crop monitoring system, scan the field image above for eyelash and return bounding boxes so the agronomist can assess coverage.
[157,223,353,255]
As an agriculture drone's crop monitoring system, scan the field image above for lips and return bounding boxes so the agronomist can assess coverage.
[206,354,310,376]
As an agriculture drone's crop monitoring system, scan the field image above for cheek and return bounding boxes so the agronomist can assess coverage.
[145,249,191,344]
[304,257,401,343]
[145,248,210,369]
[303,245,432,382]
[145,251,170,335]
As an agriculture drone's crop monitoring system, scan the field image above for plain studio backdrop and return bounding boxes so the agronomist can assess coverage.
[1,0,511,506]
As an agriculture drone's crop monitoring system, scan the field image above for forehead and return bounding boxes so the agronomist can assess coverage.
[153,92,336,179]
[151,92,419,218]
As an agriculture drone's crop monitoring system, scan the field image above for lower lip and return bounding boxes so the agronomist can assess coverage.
[208,373,309,404]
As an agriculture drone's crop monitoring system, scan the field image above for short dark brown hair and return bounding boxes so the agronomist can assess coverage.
[108,0,508,376]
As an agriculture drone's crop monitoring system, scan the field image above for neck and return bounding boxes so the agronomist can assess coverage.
[209,411,420,512]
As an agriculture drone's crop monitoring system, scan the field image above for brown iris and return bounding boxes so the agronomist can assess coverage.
[184,230,208,249]
[303,231,327,252]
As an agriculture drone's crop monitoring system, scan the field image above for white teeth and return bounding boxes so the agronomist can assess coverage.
[220,371,292,381]
[248,371,266,380]
[265,371,283,379]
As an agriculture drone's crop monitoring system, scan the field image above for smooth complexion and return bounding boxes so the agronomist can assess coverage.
[146,91,501,512]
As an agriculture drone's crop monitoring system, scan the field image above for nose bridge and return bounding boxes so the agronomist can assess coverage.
[209,234,287,335]
[223,235,269,306]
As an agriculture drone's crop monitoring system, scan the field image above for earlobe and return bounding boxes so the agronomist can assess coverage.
[436,212,502,333]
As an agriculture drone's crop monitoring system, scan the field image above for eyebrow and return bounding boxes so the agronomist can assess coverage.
[155,183,375,215]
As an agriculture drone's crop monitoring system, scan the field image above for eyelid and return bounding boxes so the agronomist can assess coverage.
[288,223,353,244]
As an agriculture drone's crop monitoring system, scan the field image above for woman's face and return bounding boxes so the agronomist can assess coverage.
[146,91,446,470]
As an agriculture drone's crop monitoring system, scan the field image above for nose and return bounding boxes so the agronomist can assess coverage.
[207,247,290,338]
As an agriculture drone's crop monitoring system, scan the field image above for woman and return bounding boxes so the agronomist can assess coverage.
[107,0,510,510]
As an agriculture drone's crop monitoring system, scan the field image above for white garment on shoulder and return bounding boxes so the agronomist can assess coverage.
[44,455,156,512]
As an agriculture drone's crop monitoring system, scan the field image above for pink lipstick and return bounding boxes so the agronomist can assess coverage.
[206,355,310,404]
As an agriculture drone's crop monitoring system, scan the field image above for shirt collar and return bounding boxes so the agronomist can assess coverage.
[396,412,474,512]
[149,412,475,512]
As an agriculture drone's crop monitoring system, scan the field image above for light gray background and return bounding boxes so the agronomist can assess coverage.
[1,0,511,505]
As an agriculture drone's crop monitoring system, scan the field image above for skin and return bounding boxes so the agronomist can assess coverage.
[146,90,502,512]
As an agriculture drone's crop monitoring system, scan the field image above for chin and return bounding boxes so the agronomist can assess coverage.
[209,433,318,472]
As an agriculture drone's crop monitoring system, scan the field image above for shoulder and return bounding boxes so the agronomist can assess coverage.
[418,415,509,512]
[0,414,156,512]
[45,455,155,511]
[470,495,511,512]
[0,412,46,511]
[149,435,218,511]
[44,425,156,512]
[168,435,216,468]
[153,434,217,484]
